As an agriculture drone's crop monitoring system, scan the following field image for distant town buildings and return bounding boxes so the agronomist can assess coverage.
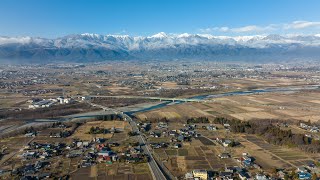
[28,97,73,109]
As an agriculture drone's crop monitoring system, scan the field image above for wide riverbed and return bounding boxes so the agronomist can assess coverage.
[1,85,318,136]
[126,85,320,115]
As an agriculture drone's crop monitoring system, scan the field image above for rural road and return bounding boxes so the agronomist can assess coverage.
[90,103,169,180]
[0,136,35,166]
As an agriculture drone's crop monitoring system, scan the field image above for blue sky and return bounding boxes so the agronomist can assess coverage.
[0,0,319,38]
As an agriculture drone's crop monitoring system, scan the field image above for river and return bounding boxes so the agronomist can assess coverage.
[125,85,320,115]
[2,84,319,136]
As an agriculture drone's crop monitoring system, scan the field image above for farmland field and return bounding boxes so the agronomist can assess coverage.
[135,90,320,124]
[71,121,130,141]
[238,135,316,169]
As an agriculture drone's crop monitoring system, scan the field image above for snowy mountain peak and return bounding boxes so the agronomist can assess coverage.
[80,33,101,38]
[1,33,320,63]
[150,32,168,38]
[1,33,320,49]
[108,34,130,38]
[263,34,285,41]
[177,33,192,38]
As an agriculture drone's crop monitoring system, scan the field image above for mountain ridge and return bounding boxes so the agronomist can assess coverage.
[1,33,320,63]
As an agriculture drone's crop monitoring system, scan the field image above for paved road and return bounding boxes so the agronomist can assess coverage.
[124,113,168,180]
[90,103,168,180]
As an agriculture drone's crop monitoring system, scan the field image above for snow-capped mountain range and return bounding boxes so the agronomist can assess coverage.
[1,33,320,63]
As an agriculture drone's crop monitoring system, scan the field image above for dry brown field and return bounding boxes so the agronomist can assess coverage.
[71,121,130,141]
[197,128,319,172]
[238,135,316,169]
[71,162,152,180]
[135,103,214,121]
[136,90,320,123]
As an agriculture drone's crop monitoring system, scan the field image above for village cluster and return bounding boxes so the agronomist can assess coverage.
[7,128,150,179]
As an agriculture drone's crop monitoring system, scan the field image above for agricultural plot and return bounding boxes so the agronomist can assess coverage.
[165,149,178,156]
[135,103,214,121]
[148,137,170,143]
[238,106,264,112]
[230,112,278,121]
[220,77,308,89]
[243,135,315,169]
[136,93,288,122]
[177,145,237,171]
[133,163,151,175]
[178,149,188,156]
[193,91,320,122]
[71,121,129,141]
[71,167,92,180]
[154,148,169,160]
[158,134,237,176]
[85,162,152,180]
[0,95,29,109]
[135,90,320,122]
[202,103,245,115]
[0,136,34,166]
[108,131,128,142]
[34,135,73,144]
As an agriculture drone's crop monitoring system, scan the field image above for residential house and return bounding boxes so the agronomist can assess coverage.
[192,169,208,180]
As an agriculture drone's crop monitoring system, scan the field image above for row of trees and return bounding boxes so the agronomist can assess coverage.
[95,114,122,121]
[213,117,320,153]
[89,126,108,134]
[187,117,209,124]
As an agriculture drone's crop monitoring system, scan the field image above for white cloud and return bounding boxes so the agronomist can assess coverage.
[218,27,230,32]
[231,25,275,33]
[200,20,320,34]
[200,24,276,33]
[284,21,320,29]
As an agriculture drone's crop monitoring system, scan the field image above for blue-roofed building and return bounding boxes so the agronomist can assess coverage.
[298,172,312,180]
[242,159,252,167]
